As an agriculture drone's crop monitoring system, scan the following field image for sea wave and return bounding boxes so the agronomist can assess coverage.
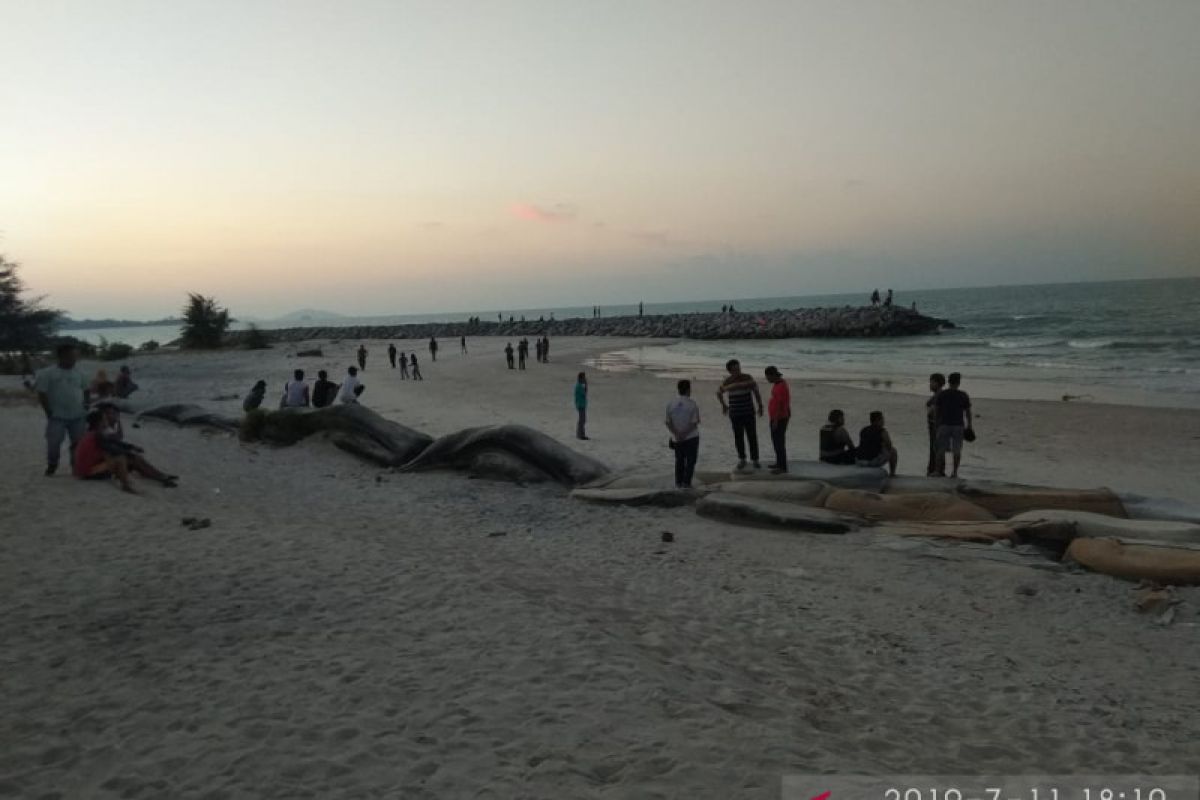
[988,338,1064,349]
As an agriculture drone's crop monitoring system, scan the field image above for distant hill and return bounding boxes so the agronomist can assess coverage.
[271,308,350,322]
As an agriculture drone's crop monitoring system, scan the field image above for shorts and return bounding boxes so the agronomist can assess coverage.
[936,425,965,455]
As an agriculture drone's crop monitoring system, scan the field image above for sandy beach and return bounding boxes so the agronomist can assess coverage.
[3,336,1199,798]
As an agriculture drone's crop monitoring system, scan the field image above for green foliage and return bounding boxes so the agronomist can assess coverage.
[96,336,134,361]
[0,255,62,355]
[180,293,231,349]
[139,339,160,352]
[51,336,97,358]
[243,323,272,350]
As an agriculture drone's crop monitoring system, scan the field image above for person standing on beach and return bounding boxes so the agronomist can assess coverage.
[339,366,364,404]
[429,337,438,362]
[387,343,397,368]
[505,342,515,369]
[665,379,700,489]
[574,372,589,440]
[409,354,424,380]
[541,336,550,363]
[716,359,763,470]
[312,370,338,408]
[399,352,409,379]
[281,369,310,408]
[357,344,367,371]
[34,343,89,476]
[764,366,791,473]
[518,339,528,370]
[857,411,899,476]
[925,372,946,476]
[461,335,467,354]
[934,372,973,478]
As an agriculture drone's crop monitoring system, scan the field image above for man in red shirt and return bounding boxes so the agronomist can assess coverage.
[764,366,791,473]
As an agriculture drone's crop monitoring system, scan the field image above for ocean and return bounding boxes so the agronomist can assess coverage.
[66,277,1200,408]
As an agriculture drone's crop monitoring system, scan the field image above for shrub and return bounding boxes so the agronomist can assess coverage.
[97,337,134,361]
[139,340,160,352]
[180,293,231,349]
[0,255,62,356]
[243,323,272,350]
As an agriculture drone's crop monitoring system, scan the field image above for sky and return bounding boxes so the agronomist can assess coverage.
[2,0,1198,319]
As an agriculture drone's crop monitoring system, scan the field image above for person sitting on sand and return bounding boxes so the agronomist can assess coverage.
[114,365,139,399]
[75,407,177,492]
[281,369,310,408]
[357,344,367,371]
[934,371,973,478]
[243,380,267,412]
[856,411,899,476]
[312,370,338,408]
[339,366,364,404]
[819,409,856,465]
[399,352,409,379]
[410,354,423,381]
[89,369,115,401]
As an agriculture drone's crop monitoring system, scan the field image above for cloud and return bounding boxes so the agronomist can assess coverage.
[511,203,578,223]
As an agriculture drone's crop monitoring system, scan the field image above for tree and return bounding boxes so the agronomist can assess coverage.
[180,293,231,349]
[0,255,62,356]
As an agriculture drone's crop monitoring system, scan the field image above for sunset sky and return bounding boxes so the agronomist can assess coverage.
[2,0,1198,319]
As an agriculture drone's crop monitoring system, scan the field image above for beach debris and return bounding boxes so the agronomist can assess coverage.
[139,403,240,433]
[661,531,675,543]
[957,481,1127,518]
[1016,583,1038,596]
[181,517,212,531]
[1065,537,1200,585]
[823,489,995,522]
[295,348,323,357]
[244,404,433,467]
[401,424,610,487]
[1010,510,1200,546]
[486,530,507,538]
[1134,587,1176,615]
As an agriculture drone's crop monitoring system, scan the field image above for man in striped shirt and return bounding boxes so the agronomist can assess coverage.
[716,359,764,469]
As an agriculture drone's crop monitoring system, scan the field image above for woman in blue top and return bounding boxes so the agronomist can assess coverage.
[574,372,589,440]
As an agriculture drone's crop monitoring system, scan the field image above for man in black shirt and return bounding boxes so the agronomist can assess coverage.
[819,409,856,465]
[934,372,973,478]
[856,411,898,476]
[312,370,339,408]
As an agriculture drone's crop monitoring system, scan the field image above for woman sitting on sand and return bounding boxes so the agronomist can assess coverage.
[74,407,178,491]
[89,368,116,401]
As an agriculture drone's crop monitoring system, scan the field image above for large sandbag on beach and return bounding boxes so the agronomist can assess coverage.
[695,494,859,533]
[401,424,610,486]
[957,481,1126,519]
[570,487,701,508]
[140,403,241,433]
[823,489,995,522]
[253,404,434,467]
[709,480,831,506]
[727,461,887,492]
[1065,538,1200,585]
[879,521,1017,543]
[1011,510,1200,546]
[583,470,724,490]
[883,476,964,495]
[1119,494,1200,526]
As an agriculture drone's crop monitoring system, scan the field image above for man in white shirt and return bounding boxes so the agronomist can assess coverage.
[281,369,310,408]
[339,366,364,404]
[665,379,701,489]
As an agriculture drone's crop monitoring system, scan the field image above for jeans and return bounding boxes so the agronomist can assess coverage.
[769,417,789,468]
[46,416,86,467]
[674,436,700,487]
[576,407,587,439]
[730,414,759,462]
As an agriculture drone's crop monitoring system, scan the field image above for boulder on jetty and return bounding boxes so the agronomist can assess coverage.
[696,494,860,534]
[246,404,433,467]
[823,489,995,522]
[401,424,610,487]
[219,305,953,346]
[139,403,240,433]
[1066,538,1200,585]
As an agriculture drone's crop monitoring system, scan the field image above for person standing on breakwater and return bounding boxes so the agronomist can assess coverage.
[410,354,423,380]
[357,345,367,371]
[884,289,893,308]
[281,369,310,408]
[399,352,409,379]
[388,343,397,368]
[870,289,880,306]
[312,370,338,408]
[717,359,763,470]
[505,342,515,369]
[764,366,791,473]
[574,372,589,440]
[34,343,89,477]
[429,337,438,362]
[665,379,700,489]
[934,372,973,478]
[925,372,946,476]
[639,302,644,317]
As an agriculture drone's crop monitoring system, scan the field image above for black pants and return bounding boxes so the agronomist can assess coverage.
[926,419,938,475]
[769,417,789,468]
[674,436,699,487]
[730,415,759,462]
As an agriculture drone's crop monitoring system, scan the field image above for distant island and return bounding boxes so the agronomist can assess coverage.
[58,317,183,330]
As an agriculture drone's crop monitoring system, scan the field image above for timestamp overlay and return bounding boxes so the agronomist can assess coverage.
[781,776,1199,800]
